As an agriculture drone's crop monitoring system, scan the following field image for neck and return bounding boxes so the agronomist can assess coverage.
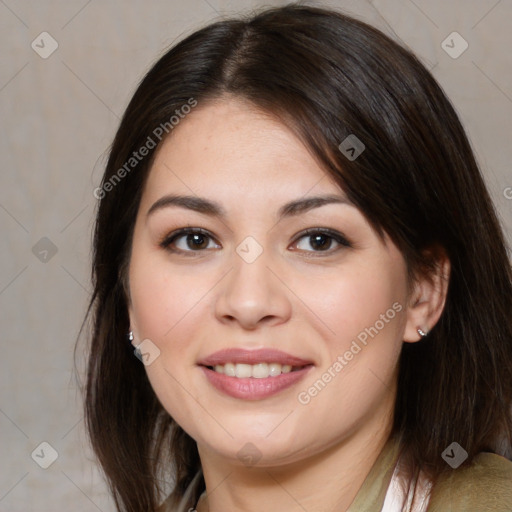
[195,406,394,512]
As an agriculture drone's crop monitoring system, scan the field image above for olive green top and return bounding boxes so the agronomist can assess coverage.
[346,433,402,511]
[158,436,512,511]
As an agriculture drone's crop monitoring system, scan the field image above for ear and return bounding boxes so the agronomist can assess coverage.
[403,246,451,342]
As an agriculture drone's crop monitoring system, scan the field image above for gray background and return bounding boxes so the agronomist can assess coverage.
[1,0,511,510]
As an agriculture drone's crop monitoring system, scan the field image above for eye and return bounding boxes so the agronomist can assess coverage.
[291,228,351,254]
[159,227,351,256]
[159,228,220,255]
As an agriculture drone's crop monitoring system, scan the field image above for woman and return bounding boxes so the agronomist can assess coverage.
[80,4,512,511]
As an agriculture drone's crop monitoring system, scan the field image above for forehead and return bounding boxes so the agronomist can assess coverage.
[141,98,345,208]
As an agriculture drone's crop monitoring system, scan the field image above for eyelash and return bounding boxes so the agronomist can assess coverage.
[159,227,352,257]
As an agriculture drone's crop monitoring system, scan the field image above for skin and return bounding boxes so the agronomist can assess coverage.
[127,97,449,512]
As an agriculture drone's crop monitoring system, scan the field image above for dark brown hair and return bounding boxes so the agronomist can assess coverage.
[77,4,512,511]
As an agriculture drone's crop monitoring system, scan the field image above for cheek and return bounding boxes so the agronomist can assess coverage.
[129,248,199,338]
[292,264,406,429]
[293,261,406,353]
[128,251,212,427]
[128,247,220,379]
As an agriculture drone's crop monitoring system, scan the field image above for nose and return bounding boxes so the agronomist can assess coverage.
[214,246,292,330]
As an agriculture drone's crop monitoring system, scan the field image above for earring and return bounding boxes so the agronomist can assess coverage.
[417,328,428,338]
[128,331,134,342]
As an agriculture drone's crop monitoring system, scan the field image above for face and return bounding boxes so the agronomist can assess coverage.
[127,97,413,467]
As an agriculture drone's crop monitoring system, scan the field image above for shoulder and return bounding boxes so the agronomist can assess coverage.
[427,452,512,511]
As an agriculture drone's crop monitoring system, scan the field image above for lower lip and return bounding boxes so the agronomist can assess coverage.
[200,365,313,400]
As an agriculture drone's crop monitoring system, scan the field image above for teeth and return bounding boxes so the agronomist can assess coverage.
[212,362,295,378]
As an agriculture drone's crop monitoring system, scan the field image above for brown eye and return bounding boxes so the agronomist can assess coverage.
[182,233,209,250]
[160,228,220,254]
[292,228,351,254]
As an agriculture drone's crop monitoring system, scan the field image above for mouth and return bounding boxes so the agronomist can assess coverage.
[198,347,314,373]
[197,347,314,400]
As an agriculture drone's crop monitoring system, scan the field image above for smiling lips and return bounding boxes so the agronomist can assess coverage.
[198,347,314,367]
[198,348,314,400]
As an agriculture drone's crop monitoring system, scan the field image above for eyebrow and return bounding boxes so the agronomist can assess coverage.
[146,193,352,221]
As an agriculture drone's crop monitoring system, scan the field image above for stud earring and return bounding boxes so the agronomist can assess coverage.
[128,331,134,342]
[417,328,428,338]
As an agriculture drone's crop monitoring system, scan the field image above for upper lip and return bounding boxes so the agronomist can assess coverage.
[198,348,314,367]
